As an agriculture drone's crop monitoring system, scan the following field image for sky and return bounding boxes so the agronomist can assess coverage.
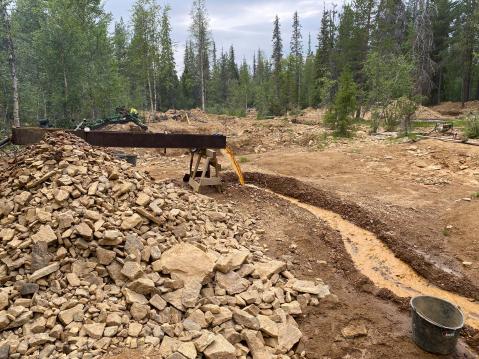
[104,0,334,73]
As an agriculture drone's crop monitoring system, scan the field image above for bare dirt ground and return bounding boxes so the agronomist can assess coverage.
[120,106,479,357]
[106,183,476,359]
[1,104,478,358]
[134,108,479,298]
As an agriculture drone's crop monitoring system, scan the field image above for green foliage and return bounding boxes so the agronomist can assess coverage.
[0,0,478,125]
[324,68,357,136]
[464,114,479,139]
[364,52,414,107]
[158,6,179,110]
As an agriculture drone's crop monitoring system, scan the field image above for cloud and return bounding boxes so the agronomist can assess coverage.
[104,0,337,73]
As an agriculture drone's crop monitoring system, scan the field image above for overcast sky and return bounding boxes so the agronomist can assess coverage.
[104,0,334,73]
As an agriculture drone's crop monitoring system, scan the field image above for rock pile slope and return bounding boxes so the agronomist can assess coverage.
[0,132,331,358]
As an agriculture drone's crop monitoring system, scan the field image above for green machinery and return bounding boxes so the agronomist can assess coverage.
[35,107,148,131]
[74,107,148,131]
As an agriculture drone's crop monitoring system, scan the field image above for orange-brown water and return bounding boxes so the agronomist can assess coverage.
[250,185,479,329]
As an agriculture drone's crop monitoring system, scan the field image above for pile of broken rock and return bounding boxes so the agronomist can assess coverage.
[0,132,331,358]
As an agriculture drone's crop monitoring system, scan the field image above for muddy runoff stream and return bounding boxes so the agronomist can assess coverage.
[248,185,479,329]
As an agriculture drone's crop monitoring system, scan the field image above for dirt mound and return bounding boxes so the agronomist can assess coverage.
[414,105,448,120]
[431,101,479,117]
[0,133,330,358]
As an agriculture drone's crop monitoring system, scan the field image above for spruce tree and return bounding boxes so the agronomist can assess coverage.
[271,15,284,115]
[180,42,198,108]
[325,68,357,136]
[313,10,335,105]
[158,5,179,110]
[190,0,210,111]
[430,0,453,104]
[112,18,130,80]
[374,0,408,54]
[290,11,303,108]
[228,45,239,82]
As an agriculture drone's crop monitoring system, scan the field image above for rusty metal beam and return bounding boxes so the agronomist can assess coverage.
[11,128,226,149]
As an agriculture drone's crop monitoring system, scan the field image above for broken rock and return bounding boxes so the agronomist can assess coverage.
[203,334,236,359]
[31,225,57,244]
[154,243,214,284]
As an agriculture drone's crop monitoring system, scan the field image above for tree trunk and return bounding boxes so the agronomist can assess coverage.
[153,68,158,111]
[461,0,476,107]
[462,58,472,107]
[437,69,442,105]
[297,68,301,108]
[147,71,154,120]
[200,50,205,111]
[2,4,20,127]
[62,52,69,119]
[43,92,47,118]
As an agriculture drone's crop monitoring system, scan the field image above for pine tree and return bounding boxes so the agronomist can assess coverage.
[336,5,356,74]
[351,0,376,105]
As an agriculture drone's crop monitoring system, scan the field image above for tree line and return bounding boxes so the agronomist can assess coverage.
[0,0,478,129]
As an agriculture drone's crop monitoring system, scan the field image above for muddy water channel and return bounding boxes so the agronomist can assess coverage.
[251,186,479,330]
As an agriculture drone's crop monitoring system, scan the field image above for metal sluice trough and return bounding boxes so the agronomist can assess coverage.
[8,127,228,193]
[10,127,226,149]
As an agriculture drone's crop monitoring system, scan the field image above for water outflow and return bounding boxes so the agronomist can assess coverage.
[249,185,479,330]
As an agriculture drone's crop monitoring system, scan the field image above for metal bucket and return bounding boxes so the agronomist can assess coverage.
[410,296,464,355]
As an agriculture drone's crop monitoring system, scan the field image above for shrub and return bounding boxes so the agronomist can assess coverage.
[380,97,418,133]
[370,109,381,134]
[464,115,479,139]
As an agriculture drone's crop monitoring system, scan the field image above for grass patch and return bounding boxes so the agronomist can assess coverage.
[239,157,249,164]
[472,192,479,199]
[442,228,450,237]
